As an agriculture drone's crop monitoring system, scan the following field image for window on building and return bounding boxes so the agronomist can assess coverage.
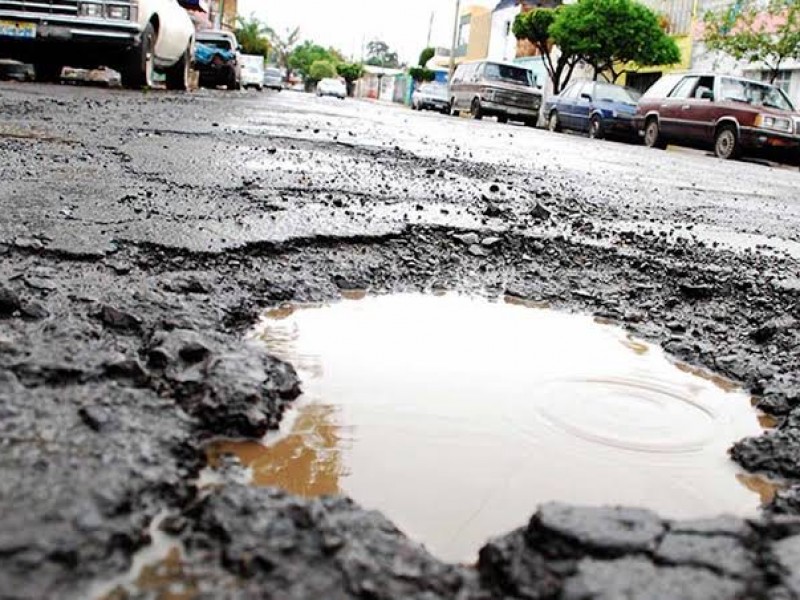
[505,21,511,37]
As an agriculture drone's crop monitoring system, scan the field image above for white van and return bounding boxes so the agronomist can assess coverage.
[240,54,265,91]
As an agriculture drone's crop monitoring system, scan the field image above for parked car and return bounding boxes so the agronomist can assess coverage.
[635,73,800,162]
[0,0,194,89]
[240,54,264,90]
[195,29,240,90]
[545,80,641,140]
[412,82,450,113]
[316,77,346,99]
[0,58,33,81]
[449,60,542,126]
[263,66,284,91]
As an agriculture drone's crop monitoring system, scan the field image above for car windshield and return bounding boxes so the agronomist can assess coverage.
[198,37,232,51]
[265,69,282,77]
[483,63,532,87]
[595,83,641,104]
[642,74,683,99]
[719,77,795,111]
[419,84,447,98]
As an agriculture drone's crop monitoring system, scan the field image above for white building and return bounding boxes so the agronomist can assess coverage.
[487,0,522,63]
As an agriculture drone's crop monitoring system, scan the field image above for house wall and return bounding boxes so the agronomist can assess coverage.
[488,5,522,62]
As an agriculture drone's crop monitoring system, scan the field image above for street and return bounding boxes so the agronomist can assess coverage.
[1,82,800,599]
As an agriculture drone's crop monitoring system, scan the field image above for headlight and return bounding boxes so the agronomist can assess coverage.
[78,2,103,17]
[106,4,131,19]
[755,114,792,132]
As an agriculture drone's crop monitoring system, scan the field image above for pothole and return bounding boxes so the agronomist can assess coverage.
[207,293,772,563]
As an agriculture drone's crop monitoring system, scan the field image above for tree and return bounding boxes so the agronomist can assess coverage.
[337,62,364,95]
[309,60,337,82]
[513,8,581,94]
[418,47,435,67]
[235,15,273,58]
[289,41,335,79]
[365,40,400,68]
[550,0,681,82]
[703,0,800,83]
[408,67,436,82]
[270,27,301,75]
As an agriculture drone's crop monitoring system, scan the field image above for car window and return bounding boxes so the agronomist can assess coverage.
[577,82,592,99]
[483,62,532,87]
[595,83,641,104]
[560,82,578,99]
[668,76,700,99]
[641,73,683,99]
[452,65,465,83]
[719,77,795,111]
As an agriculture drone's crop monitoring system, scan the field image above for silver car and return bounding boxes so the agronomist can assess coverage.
[412,82,450,114]
[449,61,542,126]
[263,67,284,91]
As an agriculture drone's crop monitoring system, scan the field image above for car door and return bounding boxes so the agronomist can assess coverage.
[573,82,594,133]
[556,82,579,128]
[658,75,700,140]
[677,75,717,143]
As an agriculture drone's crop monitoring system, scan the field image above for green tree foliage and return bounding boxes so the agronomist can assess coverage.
[336,62,364,83]
[365,40,400,68]
[270,27,301,75]
[704,0,800,83]
[309,60,338,82]
[418,47,435,67]
[337,62,365,95]
[513,8,579,94]
[551,0,681,82]
[289,41,335,79]
[408,66,436,82]
[235,15,273,58]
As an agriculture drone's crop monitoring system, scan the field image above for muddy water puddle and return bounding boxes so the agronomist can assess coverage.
[208,293,768,563]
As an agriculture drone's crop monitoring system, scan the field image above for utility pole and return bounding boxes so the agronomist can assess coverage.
[448,0,462,86]
[426,11,434,49]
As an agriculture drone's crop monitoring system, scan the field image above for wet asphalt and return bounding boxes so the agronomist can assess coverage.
[1,82,799,599]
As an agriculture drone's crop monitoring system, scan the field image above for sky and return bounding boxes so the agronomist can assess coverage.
[237,0,496,64]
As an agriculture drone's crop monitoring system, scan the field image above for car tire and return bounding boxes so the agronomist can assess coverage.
[165,46,190,91]
[644,118,667,149]
[497,114,508,124]
[34,63,63,83]
[441,105,450,115]
[121,22,155,89]
[589,116,604,139]
[714,124,741,160]
[471,98,483,120]
[228,71,241,91]
[547,111,561,133]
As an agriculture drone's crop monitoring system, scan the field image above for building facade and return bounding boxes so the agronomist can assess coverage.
[456,5,492,62]
[488,0,523,62]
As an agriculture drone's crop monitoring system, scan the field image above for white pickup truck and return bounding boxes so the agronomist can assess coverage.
[0,0,195,89]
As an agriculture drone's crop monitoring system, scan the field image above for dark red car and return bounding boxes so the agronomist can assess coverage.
[634,73,800,163]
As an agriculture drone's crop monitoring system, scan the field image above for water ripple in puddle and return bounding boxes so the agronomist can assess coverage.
[207,293,766,563]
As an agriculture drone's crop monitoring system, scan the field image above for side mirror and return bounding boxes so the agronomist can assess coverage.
[580,93,592,102]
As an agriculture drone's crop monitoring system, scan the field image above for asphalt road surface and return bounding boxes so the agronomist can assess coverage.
[1,82,800,599]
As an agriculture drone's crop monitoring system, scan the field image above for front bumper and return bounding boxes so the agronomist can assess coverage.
[605,116,636,135]
[740,126,800,164]
[418,99,449,110]
[0,11,140,44]
[483,99,540,119]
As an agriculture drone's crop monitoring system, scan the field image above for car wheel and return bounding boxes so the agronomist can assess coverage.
[441,105,450,115]
[548,111,561,133]
[165,46,190,91]
[644,118,667,149]
[497,114,509,124]
[228,71,241,90]
[121,22,155,89]
[34,63,63,83]
[471,98,483,120]
[589,116,604,139]
[714,125,741,160]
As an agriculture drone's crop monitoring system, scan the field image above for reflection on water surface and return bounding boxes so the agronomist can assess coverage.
[208,293,767,563]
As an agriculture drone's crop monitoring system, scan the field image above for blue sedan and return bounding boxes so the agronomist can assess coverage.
[544,80,641,140]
